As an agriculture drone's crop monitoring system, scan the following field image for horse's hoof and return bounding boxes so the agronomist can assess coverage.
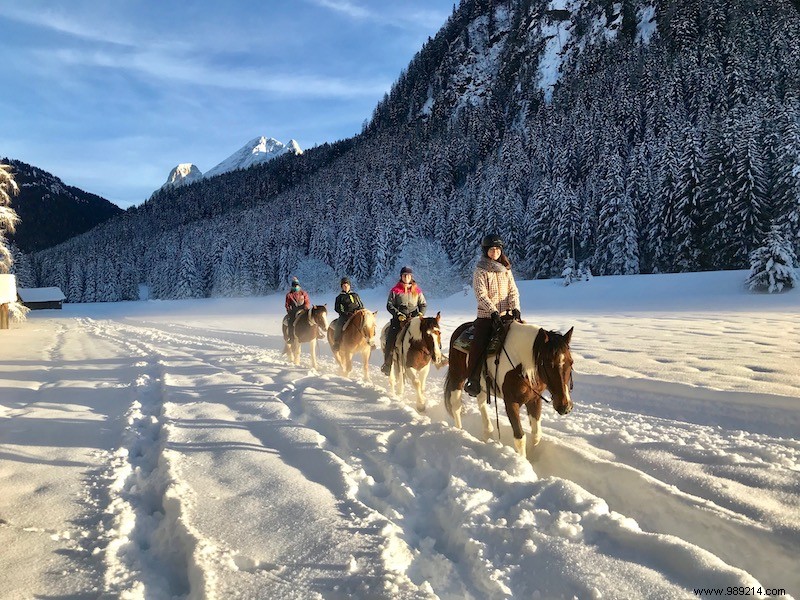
[416,405,426,413]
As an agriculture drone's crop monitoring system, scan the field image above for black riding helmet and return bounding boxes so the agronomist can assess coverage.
[340,277,351,286]
[481,234,504,250]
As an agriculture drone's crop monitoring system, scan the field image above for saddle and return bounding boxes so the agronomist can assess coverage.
[453,321,510,356]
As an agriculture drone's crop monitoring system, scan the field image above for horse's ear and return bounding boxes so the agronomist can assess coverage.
[564,326,573,344]
[435,311,441,321]
[535,328,549,346]
[373,310,378,316]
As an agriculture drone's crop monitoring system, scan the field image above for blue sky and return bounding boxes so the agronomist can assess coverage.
[0,1,453,208]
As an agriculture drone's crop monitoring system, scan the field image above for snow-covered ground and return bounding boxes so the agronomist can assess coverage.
[1,270,797,599]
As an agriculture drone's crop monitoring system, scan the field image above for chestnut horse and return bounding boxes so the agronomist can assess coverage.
[282,305,329,369]
[327,309,379,382]
[381,312,446,412]
[443,321,574,456]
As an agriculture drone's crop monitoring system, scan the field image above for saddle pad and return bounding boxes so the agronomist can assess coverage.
[453,325,505,356]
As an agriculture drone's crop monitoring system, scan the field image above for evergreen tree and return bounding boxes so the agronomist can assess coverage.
[0,164,20,273]
[746,225,798,293]
[175,247,202,299]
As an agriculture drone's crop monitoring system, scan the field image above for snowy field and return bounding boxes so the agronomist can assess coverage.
[1,270,798,599]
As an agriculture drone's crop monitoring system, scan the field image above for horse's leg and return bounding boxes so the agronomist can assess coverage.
[476,390,494,442]
[388,360,397,395]
[408,367,423,412]
[310,339,317,370]
[291,340,300,365]
[505,399,526,456]
[414,364,430,413]
[344,350,353,378]
[528,398,543,448]
[362,346,371,382]
[449,389,464,428]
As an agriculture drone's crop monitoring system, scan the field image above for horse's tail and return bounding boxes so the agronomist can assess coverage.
[443,360,456,418]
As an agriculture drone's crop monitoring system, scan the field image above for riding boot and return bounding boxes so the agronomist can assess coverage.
[464,317,494,396]
[381,320,399,375]
[463,359,484,396]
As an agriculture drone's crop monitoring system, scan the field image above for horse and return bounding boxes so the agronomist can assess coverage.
[327,309,379,382]
[443,321,574,457]
[381,312,447,412]
[282,305,329,370]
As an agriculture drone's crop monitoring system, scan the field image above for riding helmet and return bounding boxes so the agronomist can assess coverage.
[400,265,413,275]
[481,234,504,250]
[291,276,300,286]
[340,277,351,286]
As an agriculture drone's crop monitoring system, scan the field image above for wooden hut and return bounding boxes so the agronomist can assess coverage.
[17,287,66,310]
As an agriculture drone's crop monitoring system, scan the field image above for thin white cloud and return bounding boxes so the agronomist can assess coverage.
[307,0,447,30]
[43,47,391,99]
[0,5,134,47]
[312,0,371,20]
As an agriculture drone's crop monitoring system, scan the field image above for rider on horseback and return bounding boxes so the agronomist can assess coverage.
[285,276,310,342]
[463,234,521,397]
[332,277,364,352]
[381,266,427,375]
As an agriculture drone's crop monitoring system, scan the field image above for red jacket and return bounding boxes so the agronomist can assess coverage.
[285,289,310,312]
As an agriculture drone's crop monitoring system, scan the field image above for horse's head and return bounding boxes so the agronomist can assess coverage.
[356,309,379,349]
[533,326,574,415]
[419,311,445,366]
[311,304,329,333]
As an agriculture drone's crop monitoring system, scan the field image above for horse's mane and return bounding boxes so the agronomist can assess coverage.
[406,315,436,340]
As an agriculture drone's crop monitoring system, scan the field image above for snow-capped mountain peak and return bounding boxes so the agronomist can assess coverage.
[202,136,303,180]
[161,163,203,191]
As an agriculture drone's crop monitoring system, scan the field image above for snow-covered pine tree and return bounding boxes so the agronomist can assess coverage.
[9,244,35,288]
[730,112,768,266]
[175,247,202,299]
[746,225,798,293]
[0,164,20,273]
[214,244,239,297]
[595,151,639,275]
[67,260,84,303]
[773,101,800,251]
[673,125,704,271]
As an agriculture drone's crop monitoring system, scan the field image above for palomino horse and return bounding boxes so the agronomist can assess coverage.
[327,309,379,382]
[443,321,574,456]
[381,312,447,412]
[282,305,329,370]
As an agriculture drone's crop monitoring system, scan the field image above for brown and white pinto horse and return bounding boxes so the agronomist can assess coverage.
[327,309,379,382]
[282,305,329,370]
[443,321,574,456]
[381,312,446,412]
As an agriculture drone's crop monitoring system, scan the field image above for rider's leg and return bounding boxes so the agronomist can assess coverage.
[332,318,343,351]
[464,318,494,396]
[381,319,400,374]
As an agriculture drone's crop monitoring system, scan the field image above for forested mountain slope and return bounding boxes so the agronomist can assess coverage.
[3,159,122,253]
[33,0,800,301]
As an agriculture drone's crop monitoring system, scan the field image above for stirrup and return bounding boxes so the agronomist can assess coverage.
[464,377,481,396]
[463,378,481,397]
[380,362,391,375]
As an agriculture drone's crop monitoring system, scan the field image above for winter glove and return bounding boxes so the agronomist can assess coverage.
[491,311,503,330]
[512,308,521,321]
[398,314,407,322]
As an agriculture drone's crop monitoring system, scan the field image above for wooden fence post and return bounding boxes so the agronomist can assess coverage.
[0,303,8,329]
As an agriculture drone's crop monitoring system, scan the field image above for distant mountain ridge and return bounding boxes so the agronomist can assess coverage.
[2,158,123,253]
[203,136,303,179]
[158,136,303,194]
